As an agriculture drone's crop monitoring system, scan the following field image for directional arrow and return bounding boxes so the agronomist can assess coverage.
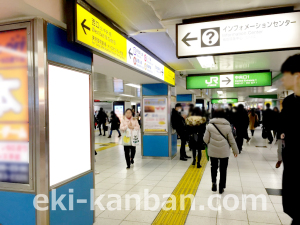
[182,32,198,46]
[81,19,90,35]
[129,48,133,59]
[222,77,231,85]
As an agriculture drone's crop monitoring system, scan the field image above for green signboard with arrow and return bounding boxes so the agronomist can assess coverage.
[186,72,272,89]
[211,99,238,104]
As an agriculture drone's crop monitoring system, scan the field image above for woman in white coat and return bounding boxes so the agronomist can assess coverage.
[204,109,239,194]
[120,108,140,169]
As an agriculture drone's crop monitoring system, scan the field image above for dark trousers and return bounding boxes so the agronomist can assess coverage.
[109,129,121,136]
[124,146,136,167]
[266,129,273,143]
[192,149,202,162]
[210,157,229,189]
[292,217,299,225]
[98,123,106,135]
[251,130,255,136]
[178,132,187,159]
[236,128,248,152]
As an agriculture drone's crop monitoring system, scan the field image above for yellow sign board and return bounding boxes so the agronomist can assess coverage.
[76,4,127,62]
[75,3,176,86]
[164,66,175,86]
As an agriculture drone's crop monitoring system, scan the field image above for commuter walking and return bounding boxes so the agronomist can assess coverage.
[186,107,206,168]
[97,108,108,136]
[204,109,239,194]
[249,108,259,136]
[171,103,191,161]
[188,104,195,117]
[262,103,274,144]
[279,54,300,225]
[233,104,250,153]
[120,109,140,169]
[273,107,280,139]
[132,108,136,117]
[108,111,121,138]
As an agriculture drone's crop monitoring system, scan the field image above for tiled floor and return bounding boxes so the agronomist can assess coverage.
[93,128,292,225]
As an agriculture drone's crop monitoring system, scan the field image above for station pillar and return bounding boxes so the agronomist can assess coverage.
[141,83,177,159]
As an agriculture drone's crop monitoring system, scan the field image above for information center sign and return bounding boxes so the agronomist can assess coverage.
[74,2,175,85]
[186,72,272,89]
[177,11,300,57]
[211,99,238,104]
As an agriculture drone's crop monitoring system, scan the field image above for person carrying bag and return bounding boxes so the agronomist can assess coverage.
[120,108,140,169]
[204,109,239,194]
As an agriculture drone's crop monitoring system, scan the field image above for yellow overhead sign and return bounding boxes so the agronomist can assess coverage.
[76,4,127,62]
[75,3,175,86]
[164,66,175,86]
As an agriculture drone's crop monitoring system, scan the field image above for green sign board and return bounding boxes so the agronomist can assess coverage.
[186,72,272,89]
[211,99,238,104]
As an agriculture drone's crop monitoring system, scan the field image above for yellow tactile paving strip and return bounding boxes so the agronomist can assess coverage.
[95,143,119,152]
[152,151,208,225]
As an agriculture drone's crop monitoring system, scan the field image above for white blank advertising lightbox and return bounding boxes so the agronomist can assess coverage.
[49,65,91,186]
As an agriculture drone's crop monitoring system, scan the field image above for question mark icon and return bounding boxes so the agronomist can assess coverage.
[206,31,215,44]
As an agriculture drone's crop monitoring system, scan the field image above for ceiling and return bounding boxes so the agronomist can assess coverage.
[1,0,300,101]
[87,0,300,101]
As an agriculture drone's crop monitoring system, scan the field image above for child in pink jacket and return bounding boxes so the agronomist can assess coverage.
[120,108,140,169]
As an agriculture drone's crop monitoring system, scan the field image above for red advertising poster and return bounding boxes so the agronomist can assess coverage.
[0,29,29,184]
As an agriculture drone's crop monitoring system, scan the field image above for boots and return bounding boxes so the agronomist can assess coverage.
[212,183,217,192]
[197,162,201,168]
[192,159,196,165]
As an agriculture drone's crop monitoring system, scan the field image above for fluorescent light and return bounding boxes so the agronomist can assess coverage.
[126,83,141,88]
[120,94,134,97]
[267,88,277,92]
[217,91,223,94]
[197,56,216,68]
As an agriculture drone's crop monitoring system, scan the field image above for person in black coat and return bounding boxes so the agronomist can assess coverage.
[186,107,206,168]
[262,103,274,144]
[108,111,121,138]
[272,107,280,139]
[97,108,108,136]
[171,103,191,161]
[279,54,300,225]
[233,104,250,153]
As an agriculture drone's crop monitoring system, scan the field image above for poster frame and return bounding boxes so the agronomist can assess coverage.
[0,21,35,192]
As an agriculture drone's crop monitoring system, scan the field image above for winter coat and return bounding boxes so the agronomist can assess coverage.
[120,116,140,133]
[249,113,258,130]
[280,94,300,219]
[203,118,239,158]
[110,115,120,130]
[186,116,206,150]
[233,109,249,130]
[263,109,274,130]
[97,111,108,124]
[171,109,186,134]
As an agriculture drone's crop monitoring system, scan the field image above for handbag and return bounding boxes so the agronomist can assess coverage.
[212,123,231,148]
[262,127,268,139]
[131,130,140,146]
[205,145,209,161]
[122,128,132,146]
[231,124,237,138]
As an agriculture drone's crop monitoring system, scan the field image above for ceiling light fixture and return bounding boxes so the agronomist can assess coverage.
[125,83,141,88]
[120,94,134,97]
[197,56,216,68]
[217,91,223,94]
[267,88,277,92]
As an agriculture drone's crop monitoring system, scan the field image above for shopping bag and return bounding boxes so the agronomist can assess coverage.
[205,145,209,161]
[122,128,132,146]
[131,130,140,146]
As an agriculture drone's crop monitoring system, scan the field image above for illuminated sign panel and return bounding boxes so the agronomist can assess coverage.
[74,2,175,85]
[186,72,272,89]
[211,99,238,104]
[177,12,300,57]
[0,29,29,184]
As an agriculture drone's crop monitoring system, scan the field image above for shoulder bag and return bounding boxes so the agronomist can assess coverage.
[212,123,231,148]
